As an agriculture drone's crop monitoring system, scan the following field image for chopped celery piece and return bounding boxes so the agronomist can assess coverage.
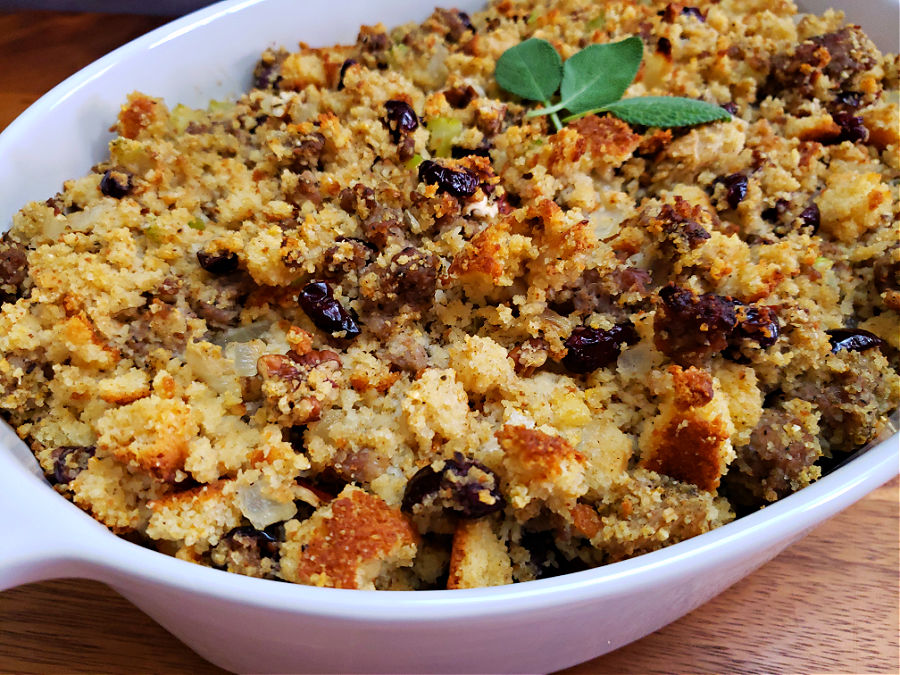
[586,12,606,31]
[427,117,462,158]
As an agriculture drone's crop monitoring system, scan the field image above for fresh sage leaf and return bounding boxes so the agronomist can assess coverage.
[494,38,563,102]
[596,96,732,127]
[559,36,643,114]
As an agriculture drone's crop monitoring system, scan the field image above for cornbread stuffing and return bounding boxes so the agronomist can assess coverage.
[1,0,897,590]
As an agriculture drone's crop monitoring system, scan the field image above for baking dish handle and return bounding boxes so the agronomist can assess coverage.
[0,440,96,591]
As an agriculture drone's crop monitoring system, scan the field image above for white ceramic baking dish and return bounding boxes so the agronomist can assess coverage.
[0,1,897,673]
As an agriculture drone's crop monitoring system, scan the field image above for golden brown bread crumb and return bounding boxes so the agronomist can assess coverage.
[280,486,418,589]
[447,517,513,589]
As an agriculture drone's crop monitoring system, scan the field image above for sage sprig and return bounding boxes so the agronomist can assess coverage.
[493,38,564,130]
[494,35,731,130]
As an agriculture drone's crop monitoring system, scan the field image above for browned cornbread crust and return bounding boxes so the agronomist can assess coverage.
[0,0,897,589]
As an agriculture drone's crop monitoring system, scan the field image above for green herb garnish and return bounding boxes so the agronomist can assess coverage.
[494,38,564,131]
[576,96,732,127]
[494,36,731,130]
[187,218,206,231]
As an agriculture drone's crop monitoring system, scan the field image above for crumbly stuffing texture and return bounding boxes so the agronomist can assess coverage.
[1,0,897,589]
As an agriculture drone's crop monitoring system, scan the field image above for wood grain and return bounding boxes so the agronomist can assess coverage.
[0,11,897,675]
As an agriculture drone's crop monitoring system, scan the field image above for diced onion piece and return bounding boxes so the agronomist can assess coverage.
[236,481,297,530]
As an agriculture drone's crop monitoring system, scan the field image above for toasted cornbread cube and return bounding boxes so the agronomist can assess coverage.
[640,366,736,492]
[447,518,513,589]
[280,486,418,589]
[498,425,587,514]
[146,481,242,548]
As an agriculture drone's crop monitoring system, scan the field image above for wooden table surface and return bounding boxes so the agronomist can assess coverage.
[0,10,898,675]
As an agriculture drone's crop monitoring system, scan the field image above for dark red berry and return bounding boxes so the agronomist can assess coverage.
[443,85,478,109]
[284,425,307,451]
[51,446,95,484]
[832,111,869,143]
[450,145,491,159]
[761,198,791,224]
[833,91,862,111]
[197,250,239,275]
[719,173,748,210]
[827,328,885,354]
[401,453,505,518]
[100,169,132,198]
[562,323,639,374]
[222,525,281,558]
[337,58,358,90]
[519,529,590,579]
[733,301,780,348]
[418,160,479,197]
[681,7,705,20]
[457,11,475,33]
[297,281,360,339]
[384,100,419,142]
[798,203,820,232]
[656,37,672,58]
[721,102,738,115]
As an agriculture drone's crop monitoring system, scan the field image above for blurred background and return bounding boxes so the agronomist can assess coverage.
[0,1,215,14]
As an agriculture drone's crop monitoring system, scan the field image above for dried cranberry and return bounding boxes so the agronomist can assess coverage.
[798,203,820,232]
[656,37,672,58]
[443,85,478,109]
[450,145,491,159]
[519,529,590,579]
[659,4,705,22]
[654,285,737,363]
[297,281,360,339]
[457,11,475,33]
[222,525,281,558]
[733,301,780,348]
[384,100,419,142]
[562,323,639,374]
[197,250,239,275]
[681,6,705,20]
[51,446,95,484]
[417,160,479,197]
[832,111,869,143]
[402,453,505,518]
[827,328,885,354]
[718,173,748,210]
[337,58,358,90]
[833,91,862,111]
[284,425,307,451]
[721,102,738,115]
[761,199,791,224]
[100,169,132,198]
[252,50,285,90]
[435,9,476,43]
